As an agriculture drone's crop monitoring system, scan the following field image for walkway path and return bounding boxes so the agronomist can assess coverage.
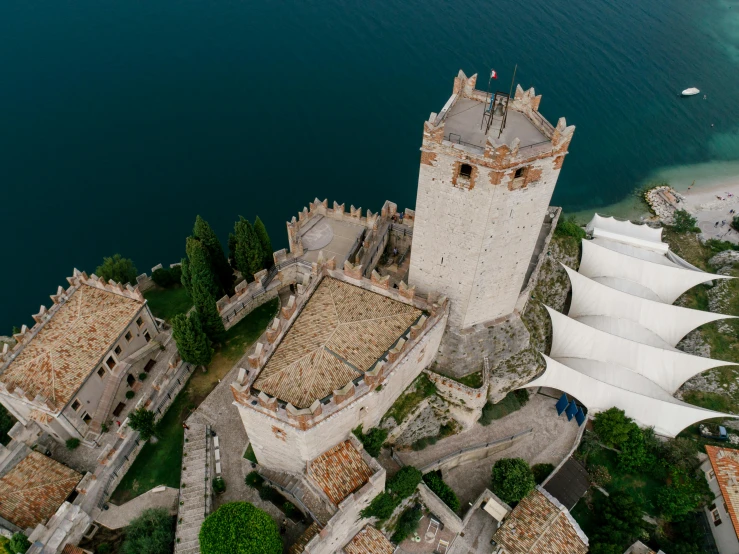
[174,420,211,554]
[95,486,178,529]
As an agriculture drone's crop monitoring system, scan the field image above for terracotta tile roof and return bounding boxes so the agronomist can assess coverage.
[343,525,394,554]
[309,440,374,505]
[61,545,87,554]
[492,488,588,554]
[289,522,321,554]
[254,277,421,407]
[0,451,82,530]
[706,445,739,541]
[0,284,143,411]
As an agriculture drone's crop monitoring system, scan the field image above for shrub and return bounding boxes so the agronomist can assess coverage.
[199,502,281,554]
[7,533,30,554]
[101,422,109,433]
[618,425,656,473]
[126,390,136,399]
[139,372,148,381]
[733,216,739,233]
[593,407,633,448]
[152,266,183,288]
[97,543,112,554]
[283,502,298,518]
[128,407,156,441]
[391,506,422,543]
[244,471,264,489]
[258,484,279,502]
[705,238,739,254]
[212,477,226,494]
[387,466,423,499]
[656,468,710,521]
[671,209,699,233]
[96,254,138,285]
[0,404,16,446]
[121,508,174,554]
[65,438,80,450]
[532,463,554,485]
[513,388,529,406]
[360,492,400,521]
[491,458,535,504]
[423,471,460,512]
[590,465,612,487]
[555,215,586,240]
[590,491,644,549]
[353,425,388,458]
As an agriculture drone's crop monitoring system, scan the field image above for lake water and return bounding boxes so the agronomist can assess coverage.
[2,0,739,330]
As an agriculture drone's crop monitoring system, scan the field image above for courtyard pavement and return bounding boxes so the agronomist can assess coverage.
[95,486,178,529]
[396,393,580,508]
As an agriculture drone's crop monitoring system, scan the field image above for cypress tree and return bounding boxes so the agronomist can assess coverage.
[193,215,234,295]
[180,257,192,293]
[232,217,264,281]
[172,312,213,367]
[192,281,226,344]
[254,217,273,269]
[227,232,238,270]
[186,237,223,299]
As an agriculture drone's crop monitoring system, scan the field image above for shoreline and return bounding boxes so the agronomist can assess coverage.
[681,179,739,242]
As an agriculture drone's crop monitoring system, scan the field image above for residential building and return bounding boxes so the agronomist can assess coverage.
[703,445,739,553]
[0,270,160,445]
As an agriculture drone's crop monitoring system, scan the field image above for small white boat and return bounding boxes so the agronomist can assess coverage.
[682,87,700,96]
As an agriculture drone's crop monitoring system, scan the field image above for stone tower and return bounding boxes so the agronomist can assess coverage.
[408,70,575,375]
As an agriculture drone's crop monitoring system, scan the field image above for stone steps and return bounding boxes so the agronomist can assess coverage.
[174,423,211,554]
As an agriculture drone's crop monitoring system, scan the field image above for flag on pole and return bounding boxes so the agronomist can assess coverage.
[491,69,498,79]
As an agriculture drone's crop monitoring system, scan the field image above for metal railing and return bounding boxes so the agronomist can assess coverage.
[444,133,484,152]
[527,109,556,137]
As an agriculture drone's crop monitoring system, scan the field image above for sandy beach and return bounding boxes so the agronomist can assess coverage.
[681,178,739,243]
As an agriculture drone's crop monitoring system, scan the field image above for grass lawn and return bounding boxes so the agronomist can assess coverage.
[144,285,193,321]
[109,298,278,504]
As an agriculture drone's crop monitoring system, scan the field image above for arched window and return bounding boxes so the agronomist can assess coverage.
[459,163,473,179]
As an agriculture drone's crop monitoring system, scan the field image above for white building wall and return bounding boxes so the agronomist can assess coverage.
[701,459,739,554]
[409,145,562,328]
[237,312,447,473]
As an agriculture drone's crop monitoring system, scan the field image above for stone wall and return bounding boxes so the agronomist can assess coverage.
[417,483,464,533]
[424,369,489,411]
[135,262,181,293]
[408,73,575,331]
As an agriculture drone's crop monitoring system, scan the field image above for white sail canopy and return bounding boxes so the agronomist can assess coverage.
[523,355,731,438]
[579,240,730,304]
[547,306,736,394]
[565,265,734,347]
[586,214,665,251]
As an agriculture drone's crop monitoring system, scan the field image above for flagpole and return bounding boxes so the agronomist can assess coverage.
[502,64,517,132]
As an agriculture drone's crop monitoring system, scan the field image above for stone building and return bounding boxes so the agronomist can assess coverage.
[408,70,573,375]
[231,260,448,473]
[702,446,739,554]
[0,270,161,446]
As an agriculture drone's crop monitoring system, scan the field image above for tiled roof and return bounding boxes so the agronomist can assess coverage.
[309,440,374,505]
[493,488,588,554]
[343,525,394,554]
[61,545,87,554]
[0,451,82,530]
[254,277,421,408]
[0,284,143,411]
[706,445,739,541]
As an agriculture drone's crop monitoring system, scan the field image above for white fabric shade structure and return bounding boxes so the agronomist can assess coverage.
[517,214,737,437]
[579,240,731,304]
[525,355,731,438]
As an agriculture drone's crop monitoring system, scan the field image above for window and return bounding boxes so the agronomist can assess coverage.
[712,508,722,526]
[143,330,151,343]
[514,167,526,179]
[97,367,106,379]
[709,469,716,480]
[105,356,116,369]
[114,345,122,355]
[459,163,472,179]
[125,331,133,342]
[127,374,135,387]
[71,399,81,412]
[136,316,144,327]
[82,413,92,424]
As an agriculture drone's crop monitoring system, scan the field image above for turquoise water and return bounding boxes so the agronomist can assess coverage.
[1,0,739,330]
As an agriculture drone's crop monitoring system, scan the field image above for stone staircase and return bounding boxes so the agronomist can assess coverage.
[174,422,212,554]
[258,467,335,525]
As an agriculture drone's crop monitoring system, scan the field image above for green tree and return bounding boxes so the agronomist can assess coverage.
[228,232,238,270]
[180,256,191,291]
[96,254,138,285]
[491,458,535,504]
[593,407,633,448]
[656,468,709,521]
[422,471,460,512]
[254,217,273,268]
[199,502,281,554]
[185,237,223,299]
[172,313,214,366]
[352,425,387,458]
[7,533,30,554]
[121,508,174,554]
[532,463,554,485]
[193,216,234,295]
[360,491,400,521]
[391,506,422,543]
[659,437,699,472]
[672,209,698,233]
[128,407,156,441]
[618,425,655,473]
[591,491,644,550]
[387,466,423,499]
[0,404,16,446]
[232,217,264,281]
[191,281,226,344]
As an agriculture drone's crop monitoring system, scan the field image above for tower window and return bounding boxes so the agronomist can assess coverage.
[514,167,526,179]
[459,164,473,179]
